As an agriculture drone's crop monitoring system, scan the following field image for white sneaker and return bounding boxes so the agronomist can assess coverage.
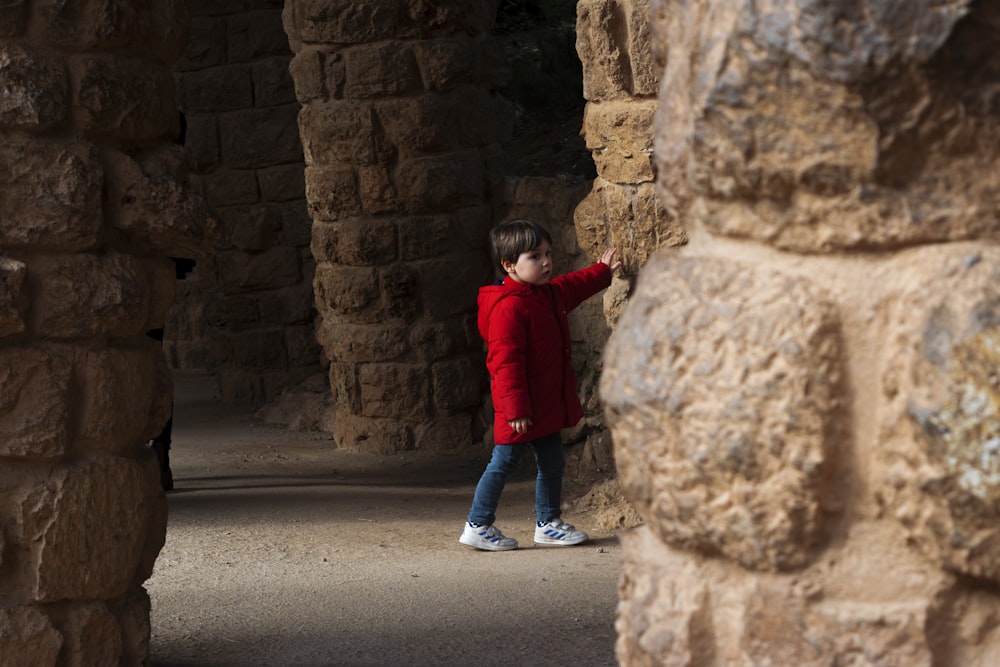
[534,519,588,546]
[459,522,518,551]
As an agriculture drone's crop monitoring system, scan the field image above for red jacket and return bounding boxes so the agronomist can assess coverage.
[477,263,612,444]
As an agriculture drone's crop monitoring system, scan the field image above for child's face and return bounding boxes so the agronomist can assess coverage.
[504,241,553,285]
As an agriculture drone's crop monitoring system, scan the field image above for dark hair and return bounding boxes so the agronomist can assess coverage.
[489,219,552,278]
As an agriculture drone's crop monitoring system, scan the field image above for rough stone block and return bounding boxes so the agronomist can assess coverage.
[578,0,646,100]
[71,55,177,143]
[879,247,1000,583]
[0,44,66,128]
[327,361,357,408]
[253,56,297,107]
[411,414,475,450]
[28,253,151,340]
[218,105,303,169]
[288,47,330,104]
[299,100,375,167]
[0,139,102,252]
[227,9,289,62]
[291,0,398,45]
[201,169,258,208]
[358,363,429,419]
[602,255,844,571]
[395,151,485,212]
[305,166,360,221]
[0,606,62,666]
[625,0,657,95]
[177,16,226,71]
[205,295,260,329]
[413,255,483,320]
[115,588,152,667]
[0,257,27,338]
[359,165,398,214]
[255,281,314,326]
[316,321,409,364]
[583,99,657,184]
[275,199,312,247]
[574,177,686,275]
[105,146,223,259]
[653,0,1000,253]
[313,263,380,324]
[412,38,478,91]
[432,356,482,411]
[397,214,456,261]
[181,112,220,169]
[311,217,396,265]
[399,0,494,37]
[34,1,189,62]
[222,205,280,252]
[375,95,461,156]
[333,412,413,453]
[18,456,163,601]
[179,65,254,113]
[0,347,71,458]
[217,246,301,294]
[62,603,122,667]
[343,42,421,98]
[616,526,953,666]
[78,345,170,451]
[408,319,475,362]
[377,262,418,321]
[284,323,322,368]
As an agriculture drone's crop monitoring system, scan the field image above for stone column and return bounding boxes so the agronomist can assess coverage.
[0,2,217,664]
[282,1,512,453]
[604,0,1000,664]
[574,0,686,316]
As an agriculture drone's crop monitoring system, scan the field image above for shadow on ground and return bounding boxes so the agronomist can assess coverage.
[147,373,621,667]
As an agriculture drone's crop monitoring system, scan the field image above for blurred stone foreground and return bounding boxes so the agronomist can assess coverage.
[3,0,1000,665]
[602,0,1000,664]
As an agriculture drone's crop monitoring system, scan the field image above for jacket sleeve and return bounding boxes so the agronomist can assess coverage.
[551,262,612,313]
[486,300,533,421]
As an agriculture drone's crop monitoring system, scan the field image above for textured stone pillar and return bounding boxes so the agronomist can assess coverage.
[0,2,217,664]
[604,0,1000,664]
[282,1,512,453]
[574,0,686,322]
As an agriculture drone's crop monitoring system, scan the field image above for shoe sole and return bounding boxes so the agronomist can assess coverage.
[459,535,518,552]
[534,535,588,546]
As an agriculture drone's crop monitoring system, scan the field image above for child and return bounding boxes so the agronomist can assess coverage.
[459,219,621,551]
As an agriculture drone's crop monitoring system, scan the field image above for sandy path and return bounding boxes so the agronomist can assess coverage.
[146,373,621,666]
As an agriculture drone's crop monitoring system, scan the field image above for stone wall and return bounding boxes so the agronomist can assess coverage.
[574,0,686,313]
[604,0,1000,663]
[282,0,513,453]
[170,0,320,407]
[570,0,686,520]
[0,2,217,665]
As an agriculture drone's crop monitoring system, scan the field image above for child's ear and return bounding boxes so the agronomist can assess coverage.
[501,259,515,274]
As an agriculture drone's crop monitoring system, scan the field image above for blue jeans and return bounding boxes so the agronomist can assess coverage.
[467,432,564,526]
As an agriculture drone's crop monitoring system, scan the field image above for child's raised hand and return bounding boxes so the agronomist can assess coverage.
[600,247,623,272]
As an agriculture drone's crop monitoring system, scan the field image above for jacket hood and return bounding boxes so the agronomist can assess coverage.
[477,277,535,340]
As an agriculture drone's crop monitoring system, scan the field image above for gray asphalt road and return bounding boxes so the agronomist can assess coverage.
[147,373,622,666]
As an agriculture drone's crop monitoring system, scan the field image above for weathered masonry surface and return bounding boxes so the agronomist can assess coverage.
[604,1,1000,664]
[9,0,998,665]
